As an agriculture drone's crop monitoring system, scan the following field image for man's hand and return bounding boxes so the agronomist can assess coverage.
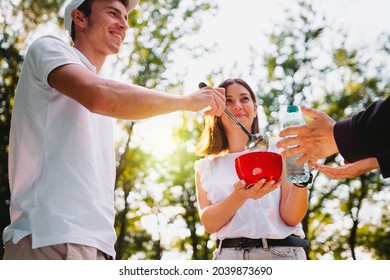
[276,106,338,164]
[189,85,225,117]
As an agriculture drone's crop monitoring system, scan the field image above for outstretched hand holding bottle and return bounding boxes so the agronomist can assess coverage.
[281,105,310,184]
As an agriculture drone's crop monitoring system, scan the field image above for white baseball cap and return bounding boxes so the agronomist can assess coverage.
[64,0,138,35]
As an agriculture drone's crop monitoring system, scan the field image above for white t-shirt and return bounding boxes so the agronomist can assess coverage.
[194,140,305,241]
[4,36,117,257]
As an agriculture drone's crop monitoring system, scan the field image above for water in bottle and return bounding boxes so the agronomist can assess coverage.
[281,105,310,183]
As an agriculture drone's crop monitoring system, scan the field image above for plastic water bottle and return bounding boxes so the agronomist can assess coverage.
[281,105,310,183]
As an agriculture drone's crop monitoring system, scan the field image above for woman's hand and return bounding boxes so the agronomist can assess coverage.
[233,179,280,200]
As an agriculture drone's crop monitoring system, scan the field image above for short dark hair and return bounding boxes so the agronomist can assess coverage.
[71,0,129,42]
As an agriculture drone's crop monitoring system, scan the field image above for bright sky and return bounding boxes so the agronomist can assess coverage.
[133,0,390,159]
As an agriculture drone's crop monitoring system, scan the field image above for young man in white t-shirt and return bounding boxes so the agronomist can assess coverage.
[3,0,225,260]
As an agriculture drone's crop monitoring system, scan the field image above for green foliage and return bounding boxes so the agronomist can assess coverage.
[258,0,390,260]
[114,122,156,259]
[359,209,390,259]
[111,0,217,259]
[111,0,217,89]
[158,113,213,260]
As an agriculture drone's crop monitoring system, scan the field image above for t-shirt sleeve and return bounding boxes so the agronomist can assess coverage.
[27,36,83,87]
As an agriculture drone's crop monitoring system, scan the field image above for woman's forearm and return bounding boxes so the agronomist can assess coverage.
[200,191,246,233]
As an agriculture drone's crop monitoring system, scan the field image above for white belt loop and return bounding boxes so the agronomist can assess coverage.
[262,238,269,251]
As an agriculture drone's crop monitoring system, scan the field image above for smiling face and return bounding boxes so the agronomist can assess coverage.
[195,78,261,156]
[73,0,129,59]
[87,0,129,53]
[221,83,258,133]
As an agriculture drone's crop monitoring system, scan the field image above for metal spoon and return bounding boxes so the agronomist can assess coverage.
[198,82,268,151]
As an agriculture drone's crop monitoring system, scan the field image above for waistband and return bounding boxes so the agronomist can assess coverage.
[216,235,309,249]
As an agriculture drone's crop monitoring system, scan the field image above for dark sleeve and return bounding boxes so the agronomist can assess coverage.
[334,97,390,178]
[377,155,390,178]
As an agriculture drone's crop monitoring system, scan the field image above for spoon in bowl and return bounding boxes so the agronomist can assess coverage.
[198,82,269,151]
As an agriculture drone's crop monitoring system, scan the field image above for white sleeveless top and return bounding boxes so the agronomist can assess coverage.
[194,139,305,240]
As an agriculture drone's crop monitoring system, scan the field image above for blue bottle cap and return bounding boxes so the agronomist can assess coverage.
[287,105,299,113]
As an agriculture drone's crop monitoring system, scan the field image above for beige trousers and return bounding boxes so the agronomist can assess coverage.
[3,235,110,260]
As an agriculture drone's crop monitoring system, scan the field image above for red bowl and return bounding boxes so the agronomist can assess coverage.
[235,151,282,187]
